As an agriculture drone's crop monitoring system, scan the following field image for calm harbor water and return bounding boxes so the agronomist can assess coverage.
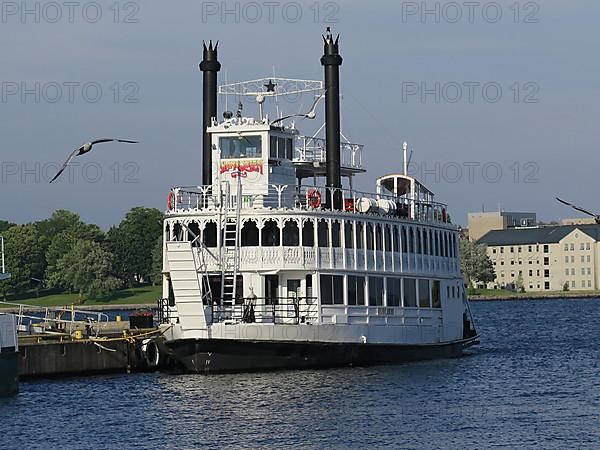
[1,299,599,449]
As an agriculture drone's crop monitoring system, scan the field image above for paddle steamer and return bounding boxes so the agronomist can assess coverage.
[158,29,478,373]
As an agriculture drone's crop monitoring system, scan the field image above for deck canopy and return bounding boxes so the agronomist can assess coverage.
[376,174,434,203]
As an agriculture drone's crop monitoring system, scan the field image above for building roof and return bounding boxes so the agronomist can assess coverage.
[478,224,600,246]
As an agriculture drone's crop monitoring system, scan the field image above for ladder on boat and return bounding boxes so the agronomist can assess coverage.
[219,178,242,310]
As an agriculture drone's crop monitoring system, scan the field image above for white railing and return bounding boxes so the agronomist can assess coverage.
[294,136,364,170]
[167,184,450,226]
[2,302,110,336]
[195,246,459,275]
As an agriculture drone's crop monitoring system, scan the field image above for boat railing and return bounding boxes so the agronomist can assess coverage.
[1,302,110,336]
[294,136,364,170]
[157,298,171,325]
[168,185,450,225]
[210,296,318,325]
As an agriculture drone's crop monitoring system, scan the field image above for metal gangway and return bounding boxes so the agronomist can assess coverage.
[1,302,110,336]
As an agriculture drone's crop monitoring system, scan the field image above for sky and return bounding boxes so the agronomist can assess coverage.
[1,0,599,228]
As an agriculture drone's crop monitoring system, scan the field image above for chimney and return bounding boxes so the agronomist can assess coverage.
[199,40,221,186]
[320,28,343,210]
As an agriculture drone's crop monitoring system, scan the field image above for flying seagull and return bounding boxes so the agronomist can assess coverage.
[556,197,600,224]
[49,138,138,183]
[270,89,327,125]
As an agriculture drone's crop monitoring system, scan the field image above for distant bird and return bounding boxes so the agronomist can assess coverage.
[270,89,327,125]
[49,138,138,183]
[556,197,600,224]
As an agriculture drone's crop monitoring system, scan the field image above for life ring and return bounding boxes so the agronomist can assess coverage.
[141,339,160,368]
[167,192,175,210]
[307,189,321,208]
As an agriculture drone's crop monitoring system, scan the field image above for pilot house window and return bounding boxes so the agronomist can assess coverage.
[220,135,262,159]
[270,136,294,159]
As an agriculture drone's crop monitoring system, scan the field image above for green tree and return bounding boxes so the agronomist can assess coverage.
[0,224,47,297]
[515,273,525,293]
[49,240,121,303]
[460,238,496,287]
[35,210,82,240]
[150,235,163,286]
[107,207,163,286]
[0,220,16,234]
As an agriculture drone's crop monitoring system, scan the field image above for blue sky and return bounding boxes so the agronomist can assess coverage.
[1,0,598,228]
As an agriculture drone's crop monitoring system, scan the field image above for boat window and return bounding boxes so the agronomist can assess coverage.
[270,136,277,158]
[416,228,423,254]
[165,223,170,242]
[366,223,374,250]
[318,220,329,247]
[432,280,441,308]
[286,137,294,159]
[188,222,201,247]
[302,220,314,246]
[393,226,399,253]
[347,275,365,305]
[408,228,414,253]
[384,225,391,252]
[419,279,431,308]
[220,135,262,159]
[376,224,383,251]
[368,276,384,306]
[403,278,417,307]
[401,227,407,254]
[241,220,259,246]
[356,222,364,249]
[429,230,434,255]
[283,220,300,246]
[306,274,313,297]
[331,221,341,248]
[203,222,217,247]
[320,275,343,305]
[261,220,280,246]
[344,222,354,249]
[435,232,440,256]
[386,277,401,307]
[173,223,183,241]
[423,229,429,255]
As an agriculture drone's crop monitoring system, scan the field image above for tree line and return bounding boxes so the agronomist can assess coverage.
[0,208,163,303]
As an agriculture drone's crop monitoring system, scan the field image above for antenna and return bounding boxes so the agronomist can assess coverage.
[403,141,408,175]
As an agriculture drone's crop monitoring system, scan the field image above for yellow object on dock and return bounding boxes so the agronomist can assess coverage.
[115,315,122,322]
[74,330,83,340]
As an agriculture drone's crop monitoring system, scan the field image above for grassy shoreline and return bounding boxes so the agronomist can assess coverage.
[469,288,600,301]
[0,285,162,309]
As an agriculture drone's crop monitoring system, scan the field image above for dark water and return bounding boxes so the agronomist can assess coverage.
[1,299,599,449]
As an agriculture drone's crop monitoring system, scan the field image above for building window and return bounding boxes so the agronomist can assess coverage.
[571,256,575,263]
[403,278,417,307]
[530,270,534,276]
[587,255,591,263]
[564,256,569,263]
[544,282,550,290]
[581,268,585,276]
[544,269,550,278]
[492,248,497,254]
[544,245,549,253]
[386,278,401,307]
[588,280,592,288]
[571,268,575,276]
[571,281,575,288]
[587,268,591,275]
[565,269,569,276]
[368,276,384,306]
[580,243,585,251]
[500,271,505,277]
[544,257,549,265]
[582,280,586,288]
[418,279,430,308]
[320,275,344,305]
[510,247,514,253]
[347,276,365,306]
[528,245,532,252]
[570,243,574,251]
[500,247,504,254]
[586,242,591,250]
[581,255,585,263]
[564,244,569,251]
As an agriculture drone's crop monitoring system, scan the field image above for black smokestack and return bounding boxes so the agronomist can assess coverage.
[320,28,343,210]
[199,40,221,186]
